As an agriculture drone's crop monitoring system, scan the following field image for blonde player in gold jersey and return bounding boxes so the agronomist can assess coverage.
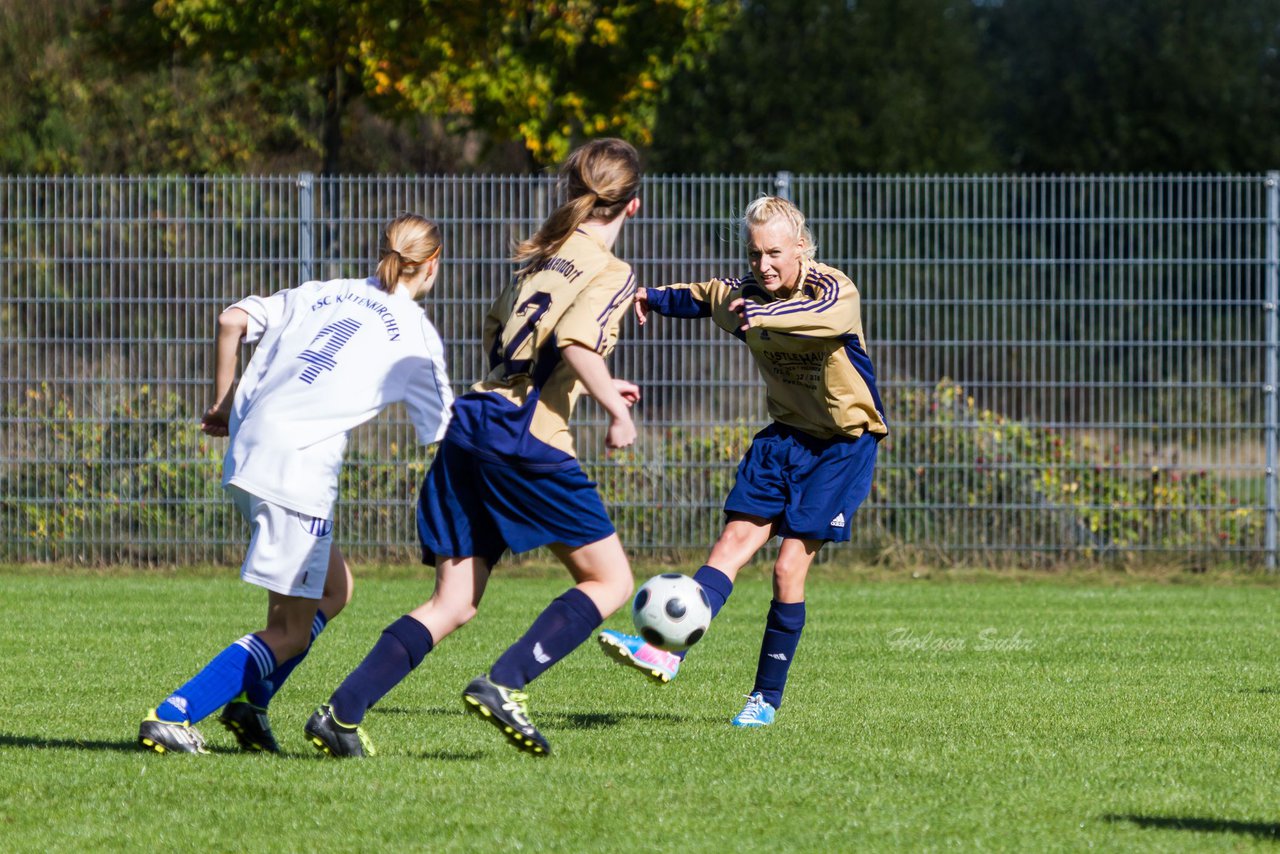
[307,139,643,757]
[600,195,888,727]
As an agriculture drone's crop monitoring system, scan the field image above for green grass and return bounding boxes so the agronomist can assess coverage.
[4,567,1280,851]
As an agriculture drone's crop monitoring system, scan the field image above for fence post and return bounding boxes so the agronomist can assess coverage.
[1266,171,1279,569]
[298,172,315,282]
[775,170,792,201]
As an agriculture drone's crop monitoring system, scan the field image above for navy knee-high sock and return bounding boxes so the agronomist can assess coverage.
[489,588,602,690]
[155,634,278,725]
[675,565,734,661]
[244,610,328,709]
[328,615,433,725]
[752,599,806,709]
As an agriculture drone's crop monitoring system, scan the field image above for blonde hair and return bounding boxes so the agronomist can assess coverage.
[375,213,442,292]
[740,196,817,260]
[514,138,641,274]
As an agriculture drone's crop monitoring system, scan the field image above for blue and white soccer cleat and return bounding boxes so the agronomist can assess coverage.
[731,692,776,727]
[598,629,681,684]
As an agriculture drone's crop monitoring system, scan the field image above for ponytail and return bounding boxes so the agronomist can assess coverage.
[513,138,640,274]
[376,214,442,292]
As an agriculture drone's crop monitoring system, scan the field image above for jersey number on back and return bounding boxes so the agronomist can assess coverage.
[298,318,362,384]
[491,291,553,375]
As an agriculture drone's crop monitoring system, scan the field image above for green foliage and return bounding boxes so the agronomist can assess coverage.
[649,0,1000,172]
[0,0,320,174]
[880,379,1263,564]
[150,0,739,169]
[2,378,1263,564]
[5,0,1280,172]
[0,383,231,562]
[984,0,1280,171]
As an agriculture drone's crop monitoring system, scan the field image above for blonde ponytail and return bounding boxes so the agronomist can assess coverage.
[376,214,442,292]
[514,138,641,274]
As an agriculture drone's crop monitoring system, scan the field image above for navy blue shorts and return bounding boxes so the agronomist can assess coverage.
[416,440,616,567]
[724,423,878,542]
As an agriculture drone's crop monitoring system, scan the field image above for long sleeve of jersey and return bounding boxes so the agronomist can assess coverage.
[645,278,745,334]
[645,281,717,319]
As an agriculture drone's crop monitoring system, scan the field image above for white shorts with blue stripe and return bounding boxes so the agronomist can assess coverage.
[228,484,333,599]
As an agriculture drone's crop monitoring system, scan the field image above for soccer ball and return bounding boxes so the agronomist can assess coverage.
[632,573,712,652]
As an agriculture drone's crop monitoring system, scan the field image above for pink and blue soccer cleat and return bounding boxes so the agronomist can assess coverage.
[598,629,681,684]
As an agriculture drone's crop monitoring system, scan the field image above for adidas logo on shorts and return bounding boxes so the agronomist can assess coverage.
[830,512,846,528]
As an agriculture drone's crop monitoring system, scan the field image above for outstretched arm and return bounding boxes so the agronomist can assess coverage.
[201,307,249,436]
[561,343,638,451]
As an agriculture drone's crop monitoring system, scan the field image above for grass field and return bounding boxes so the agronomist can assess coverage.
[4,566,1280,852]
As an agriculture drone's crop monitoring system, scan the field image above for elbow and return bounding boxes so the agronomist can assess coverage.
[217,307,249,337]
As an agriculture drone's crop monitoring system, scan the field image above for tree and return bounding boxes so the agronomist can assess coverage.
[151,0,738,171]
[985,0,1280,171]
[647,0,999,173]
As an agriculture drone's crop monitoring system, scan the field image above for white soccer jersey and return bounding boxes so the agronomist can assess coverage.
[222,276,453,519]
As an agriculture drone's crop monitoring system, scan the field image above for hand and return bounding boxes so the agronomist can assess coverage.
[727,297,751,333]
[633,286,650,326]
[200,404,230,437]
[605,412,637,451]
[612,378,641,407]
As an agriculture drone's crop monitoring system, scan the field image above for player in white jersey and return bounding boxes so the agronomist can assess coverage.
[138,214,453,755]
[307,138,642,758]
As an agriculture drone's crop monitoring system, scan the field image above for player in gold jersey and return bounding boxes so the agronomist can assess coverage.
[599,195,887,727]
[307,139,643,757]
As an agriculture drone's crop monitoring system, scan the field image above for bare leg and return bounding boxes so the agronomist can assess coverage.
[406,556,492,641]
[705,514,778,581]
[550,532,634,617]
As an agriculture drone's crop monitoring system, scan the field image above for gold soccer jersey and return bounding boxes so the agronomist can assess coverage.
[647,261,887,441]
[447,229,636,468]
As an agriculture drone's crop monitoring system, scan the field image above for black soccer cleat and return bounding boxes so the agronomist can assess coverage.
[305,704,375,758]
[461,675,551,756]
[219,696,280,753]
[138,709,209,755]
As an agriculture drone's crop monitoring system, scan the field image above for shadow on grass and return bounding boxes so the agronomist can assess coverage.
[374,705,710,728]
[1104,814,1280,840]
[0,732,237,755]
[545,710,702,729]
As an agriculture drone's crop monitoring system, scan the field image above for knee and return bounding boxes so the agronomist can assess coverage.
[320,586,352,620]
[716,526,757,554]
[591,571,634,619]
[275,628,312,661]
[435,598,478,633]
[614,573,636,611]
[772,558,808,597]
[320,568,354,619]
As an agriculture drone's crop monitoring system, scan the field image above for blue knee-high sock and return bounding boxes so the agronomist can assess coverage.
[244,611,328,709]
[752,600,806,709]
[328,615,433,725]
[489,588,602,690]
[155,634,278,725]
[675,565,734,661]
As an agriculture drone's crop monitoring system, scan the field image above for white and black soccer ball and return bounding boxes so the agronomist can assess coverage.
[631,573,712,652]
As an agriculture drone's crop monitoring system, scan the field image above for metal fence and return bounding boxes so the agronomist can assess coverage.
[2,173,1277,567]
